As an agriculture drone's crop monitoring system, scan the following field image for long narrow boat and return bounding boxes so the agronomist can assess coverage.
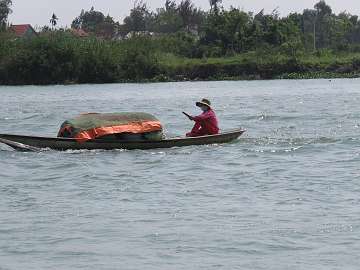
[0,129,245,151]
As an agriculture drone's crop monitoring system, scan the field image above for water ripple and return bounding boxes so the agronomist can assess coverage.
[1,79,360,270]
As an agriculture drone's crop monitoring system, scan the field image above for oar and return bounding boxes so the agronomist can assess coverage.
[0,138,41,152]
[182,111,193,120]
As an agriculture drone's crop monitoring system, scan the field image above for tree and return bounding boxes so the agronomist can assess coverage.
[201,8,253,55]
[71,7,117,39]
[351,22,360,43]
[122,1,153,33]
[209,0,222,14]
[314,1,332,17]
[278,15,303,44]
[222,8,253,52]
[152,0,183,33]
[327,12,353,49]
[347,15,360,43]
[74,7,105,33]
[0,0,12,29]
[165,0,176,11]
[302,8,318,51]
[253,10,283,46]
[349,15,358,26]
[150,0,204,34]
[50,13,58,29]
[71,10,84,29]
[178,0,203,32]
[314,0,332,48]
[97,15,118,39]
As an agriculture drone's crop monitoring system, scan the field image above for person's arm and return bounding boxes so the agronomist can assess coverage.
[183,112,194,120]
[192,111,212,122]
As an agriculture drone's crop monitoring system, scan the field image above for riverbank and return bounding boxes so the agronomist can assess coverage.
[155,52,360,82]
[2,55,360,85]
[0,35,359,85]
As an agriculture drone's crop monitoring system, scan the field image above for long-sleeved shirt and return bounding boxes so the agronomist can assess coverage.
[187,109,219,137]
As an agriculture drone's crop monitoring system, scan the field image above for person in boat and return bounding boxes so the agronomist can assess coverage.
[185,98,220,137]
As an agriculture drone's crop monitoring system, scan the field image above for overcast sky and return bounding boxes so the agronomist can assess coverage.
[8,0,360,28]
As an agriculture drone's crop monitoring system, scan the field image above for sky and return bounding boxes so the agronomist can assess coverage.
[8,0,360,28]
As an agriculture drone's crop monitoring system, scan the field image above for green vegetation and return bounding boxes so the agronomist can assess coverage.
[0,32,161,84]
[0,0,11,30]
[1,0,360,85]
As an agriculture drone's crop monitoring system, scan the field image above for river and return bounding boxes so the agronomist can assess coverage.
[1,79,360,270]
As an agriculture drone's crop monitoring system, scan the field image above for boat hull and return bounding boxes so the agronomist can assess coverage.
[0,129,245,151]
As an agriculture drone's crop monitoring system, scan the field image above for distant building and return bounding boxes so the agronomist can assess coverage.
[10,24,38,38]
[70,28,89,38]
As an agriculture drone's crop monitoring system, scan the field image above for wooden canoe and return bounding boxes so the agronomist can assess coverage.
[0,129,245,151]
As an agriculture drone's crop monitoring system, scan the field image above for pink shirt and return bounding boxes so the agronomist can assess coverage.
[193,109,219,135]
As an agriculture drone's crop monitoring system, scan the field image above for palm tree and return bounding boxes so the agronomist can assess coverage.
[50,13,58,29]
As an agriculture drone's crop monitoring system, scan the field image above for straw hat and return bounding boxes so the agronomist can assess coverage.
[196,98,212,109]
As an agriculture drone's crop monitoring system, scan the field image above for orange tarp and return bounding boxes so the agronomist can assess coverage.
[73,120,162,142]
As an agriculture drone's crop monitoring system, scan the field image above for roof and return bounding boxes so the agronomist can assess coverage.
[10,24,37,37]
[70,28,89,37]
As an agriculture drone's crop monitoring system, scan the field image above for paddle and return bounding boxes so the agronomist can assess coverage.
[182,112,193,120]
[0,138,41,152]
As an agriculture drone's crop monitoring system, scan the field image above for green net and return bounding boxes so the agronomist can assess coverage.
[58,112,163,141]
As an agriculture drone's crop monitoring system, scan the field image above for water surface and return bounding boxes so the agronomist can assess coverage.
[1,79,360,270]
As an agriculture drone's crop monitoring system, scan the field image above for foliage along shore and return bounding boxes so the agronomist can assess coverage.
[0,33,359,85]
[1,0,360,85]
